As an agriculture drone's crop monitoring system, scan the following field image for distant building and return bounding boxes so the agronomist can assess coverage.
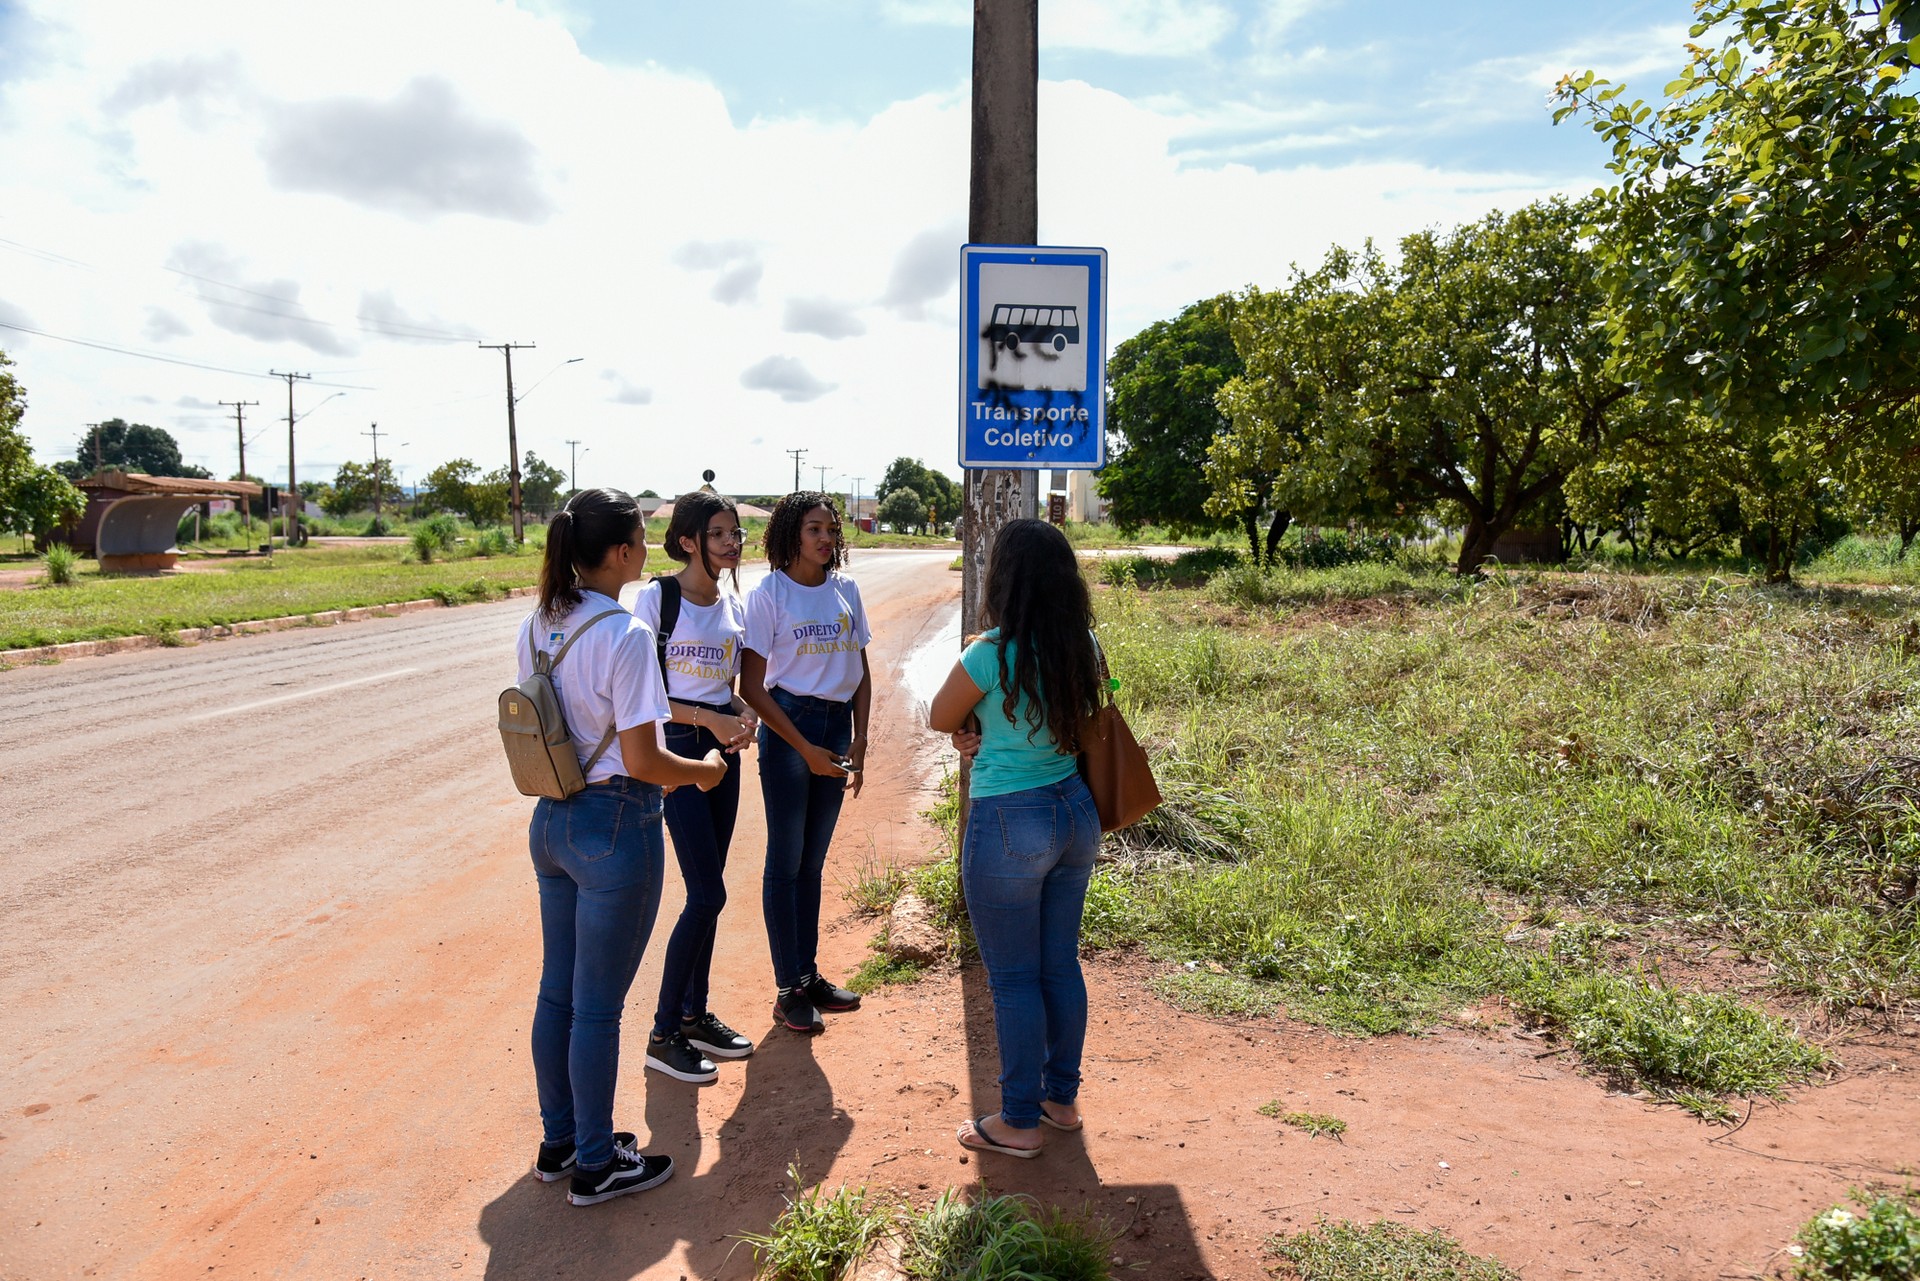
[72,470,263,572]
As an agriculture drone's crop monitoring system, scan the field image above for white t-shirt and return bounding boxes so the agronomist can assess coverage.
[515,589,670,785]
[632,577,746,706]
[743,569,872,702]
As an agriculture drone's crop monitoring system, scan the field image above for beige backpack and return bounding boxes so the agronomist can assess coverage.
[498,609,625,800]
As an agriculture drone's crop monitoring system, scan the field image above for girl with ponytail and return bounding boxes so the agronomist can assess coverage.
[516,487,727,1206]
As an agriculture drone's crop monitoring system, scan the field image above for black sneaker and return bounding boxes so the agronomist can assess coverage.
[801,972,861,1013]
[682,1012,754,1059]
[644,1031,718,1083]
[532,1131,637,1182]
[567,1150,674,1206]
[773,987,824,1033]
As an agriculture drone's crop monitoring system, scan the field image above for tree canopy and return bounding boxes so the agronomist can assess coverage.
[878,458,960,529]
[1556,0,1920,423]
[57,419,209,480]
[1098,296,1251,548]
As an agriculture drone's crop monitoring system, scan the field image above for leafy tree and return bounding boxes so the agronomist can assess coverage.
[878,486,928,533]
[1243,199,1649,573]
[519,451,566,518]
[1841,408,1920,556]
[879,458,961,528]
[64,419,210,478]
[324,459,403,517]
[473,467,512,526]
[1098,296,1254,552]
[4,465,85,549]
[0,350,28,499]
[422,458,480,518]
[1555,0,1920,423]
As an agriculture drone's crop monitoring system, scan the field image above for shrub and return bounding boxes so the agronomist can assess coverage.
[364,515,391,537]
[419,513,461,550]
[42,544,79,585]
[1795,1190,1920,1280]
[903,1189,1113,1281]
[472,526,515,557]
[410,527,439,564]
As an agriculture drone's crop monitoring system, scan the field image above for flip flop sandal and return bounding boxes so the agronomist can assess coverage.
[956,1116,1042,1159]
[1039,1110,1082,1132]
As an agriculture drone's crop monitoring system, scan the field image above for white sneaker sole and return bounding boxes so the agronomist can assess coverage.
[685,1037,753,1059]
[643,1052,718,1083]
[567,1161,674,1205]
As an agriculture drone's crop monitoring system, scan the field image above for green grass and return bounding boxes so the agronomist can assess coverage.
[1086,560,1917,1112]
[0,546,542,650]
[902,1189,1113,1281]
[1268,1219,1516,1281]
[1260,1108,1348,1140]
[739,1169,895,1281]
[738,1180,1114,1281]
[846,953,927,994]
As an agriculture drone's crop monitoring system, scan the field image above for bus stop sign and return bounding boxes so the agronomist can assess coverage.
[958,244,1108,470]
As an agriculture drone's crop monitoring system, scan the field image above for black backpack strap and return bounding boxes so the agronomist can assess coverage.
[654,575,682,695]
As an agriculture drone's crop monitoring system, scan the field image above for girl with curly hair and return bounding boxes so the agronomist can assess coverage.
[740,492,872,1033]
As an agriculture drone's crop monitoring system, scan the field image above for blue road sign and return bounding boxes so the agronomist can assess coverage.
[959,244,1108,470]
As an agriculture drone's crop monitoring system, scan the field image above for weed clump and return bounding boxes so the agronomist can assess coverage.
[1268,1218,1515,1281]
[1793,1189,1920,1280]
[41,544,78,585]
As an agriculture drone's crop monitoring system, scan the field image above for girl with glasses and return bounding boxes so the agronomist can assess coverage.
[740,492,872,1033]
[519,488,728,1204]
[632,490,761,1083]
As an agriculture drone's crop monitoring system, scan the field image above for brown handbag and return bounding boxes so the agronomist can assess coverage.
[1077,640,1161,833]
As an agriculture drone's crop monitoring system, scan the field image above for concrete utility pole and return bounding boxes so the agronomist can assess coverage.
[362,422,391,523]
[480,341,535,542]
[269,371,311,546]
[961,0,1040,639]
[816,463,831,493]
[564,438,586,494]
[786,448,807,493]
[220,400,260,540]
[851,476,864,526]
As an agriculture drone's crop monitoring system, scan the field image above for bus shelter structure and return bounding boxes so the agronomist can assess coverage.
[73,471,263,572]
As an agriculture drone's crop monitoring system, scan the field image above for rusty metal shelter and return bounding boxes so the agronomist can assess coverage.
[73,471,264,572]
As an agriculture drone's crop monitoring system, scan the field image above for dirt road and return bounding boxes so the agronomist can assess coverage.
[4,545,1916,1281]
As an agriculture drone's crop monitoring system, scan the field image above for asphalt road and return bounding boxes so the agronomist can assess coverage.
[0,547,960,1281]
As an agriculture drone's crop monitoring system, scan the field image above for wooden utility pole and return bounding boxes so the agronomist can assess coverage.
[362,422,391,523]
[220,400,260,540]
[269,371,311,546]
[786,448,807,492]
[480,342,534,542]
[564,438,585,493]
[961,0,1039,638]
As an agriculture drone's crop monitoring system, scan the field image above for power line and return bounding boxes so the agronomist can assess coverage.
[0,318,370,388]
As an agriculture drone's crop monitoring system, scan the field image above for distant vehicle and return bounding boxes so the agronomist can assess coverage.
[987,303,1080,354]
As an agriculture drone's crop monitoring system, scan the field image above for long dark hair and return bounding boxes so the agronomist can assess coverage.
[983,518,1101,754]
[662,489,740,588]
[538,487,641,622]
[762,491,845,572]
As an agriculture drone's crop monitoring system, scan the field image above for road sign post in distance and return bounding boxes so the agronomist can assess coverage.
[959,244,1107,470]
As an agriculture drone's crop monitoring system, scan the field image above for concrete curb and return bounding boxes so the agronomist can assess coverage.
[1,585,538,668]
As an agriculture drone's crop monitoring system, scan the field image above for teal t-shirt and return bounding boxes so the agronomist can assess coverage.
[961,629,1080,799]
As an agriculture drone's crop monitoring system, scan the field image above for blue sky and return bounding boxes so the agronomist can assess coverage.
[0,1,1693,492]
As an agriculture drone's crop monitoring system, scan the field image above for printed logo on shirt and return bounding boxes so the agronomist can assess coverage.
[789,610,858,655]
[548,630,565,646]
[665,635,738,682]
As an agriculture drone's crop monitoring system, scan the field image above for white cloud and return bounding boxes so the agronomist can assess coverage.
[0,296,38,343]
[143,307,190,341]
[601,370,653,405]
[740,355,835,403]
[260,77,552,223]
[166,241,357,356]
[881,224,962,319]
[784,297,868,339]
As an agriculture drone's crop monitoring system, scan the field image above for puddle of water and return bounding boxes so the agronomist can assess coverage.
[902,600,963,709]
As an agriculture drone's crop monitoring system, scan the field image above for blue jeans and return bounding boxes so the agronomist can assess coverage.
[961,772,1100,1129]
[529,776,665,1170]
[758,689,853,989]
[653,714,742,1036]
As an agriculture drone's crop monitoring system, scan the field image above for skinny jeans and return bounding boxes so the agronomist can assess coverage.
[961,772,1100,1129]
[652,708,742,1036]
[757,689,853,989]
[528,776,665,1170]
